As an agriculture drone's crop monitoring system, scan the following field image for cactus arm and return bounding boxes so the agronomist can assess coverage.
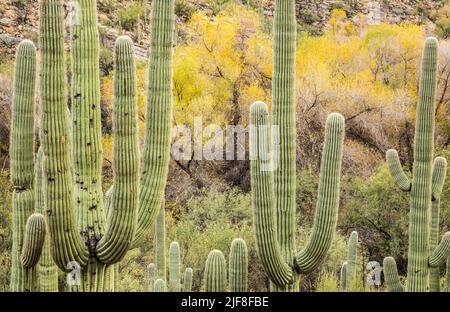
[39,0,89,271]
[10,40,38,292]
[406,37,438,291]
[229,238,248,292]
[339,262,347,291]
[295,113,345,274]
[429,232,450,267]
[169,241,181,292]
[155,203,167,280]
[146,263,157,292]
[133,0,175,245]
[183,268,193,292]
[431,157,447,200]
[204,250,227,292]
[21,213,46,268]
[96,36,139,265]
[386,149,411,192]
[35,148,59,292]
[383,257,404,292]
[344,231,358,291]
[153,279,167,292]
[249,102,293,287]
[429,157,446,291]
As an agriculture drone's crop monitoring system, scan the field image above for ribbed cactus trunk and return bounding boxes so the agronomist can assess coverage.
[385,38,450,292]
[204,250,227,292]
[229,238,248,292]
[249,0,345,292]
[272,0,298,292]
[10,40,38,292]
[155,204,166,280]
[153,279,166,292]
[35,149,59,292]
[169,242,181,292]
[345,231,358,291]
[183,268,193,292]
[339,262,347,292]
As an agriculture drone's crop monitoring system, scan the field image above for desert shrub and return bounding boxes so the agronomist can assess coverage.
[117,2,144,31]
[175,0,196,21]
[315,271,339,292]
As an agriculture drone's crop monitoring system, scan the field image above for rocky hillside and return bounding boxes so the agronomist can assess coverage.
[0,0,446,56]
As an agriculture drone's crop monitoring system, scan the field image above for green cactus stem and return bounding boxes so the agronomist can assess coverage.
[133,0,175,245]
[429,157,447,292]
[146,263,157,292]
[155,203,166,280]
[385,37,450,292]
[345,231,358,291]
[250,101,345,291]
[383,257,404,292]
[10,39,38,292]
[169,241,181,292]
[21,213,46,268]
[229,238,248,292]
[204,250,227,292]
[339,262,347,292]
[183,267,193,292]
[154,279,166,292]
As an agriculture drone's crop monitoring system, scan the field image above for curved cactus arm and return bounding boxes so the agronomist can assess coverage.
[169,241,181,292]
[97,36,139,265]
[10,39,38,292]
[204,250,227,292]
[183,267,193,292]
[146,263,157,292]
[386,149,411,192]
[295,113,345,274]
[429,232,450,267]
[383,257,404,292]
[153,278,166,292]
[21,213,46,268]
[229,238,248,292]
[133,0,176,246]
[345,231,358,291]
[249,102,293,287]
[339,262,347,292]
[431,157,447,200]
[39,0,88,271]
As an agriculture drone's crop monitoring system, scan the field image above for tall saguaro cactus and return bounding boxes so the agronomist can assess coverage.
[229,238,248,292]
[169,242,181,292]
[204,250,227,292]
[34,0,175,291]
[345,231,358,291]
[10,40,39,292]
[384,37,450,292]
[249,0,345,292]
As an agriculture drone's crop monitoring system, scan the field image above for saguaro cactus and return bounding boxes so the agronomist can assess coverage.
[249,0,345,292]
[183,268,193,292]
[345,231,358,291]
[9,40,39,292]
[146,263,157,292]
[339,262,347,292]
[229,238,248,292]
[204,250,227,292]
[155,204,167,281]
[384,38,450,292]
[169,241,181,292]
[33,0,175,292]
[153,279,166,292]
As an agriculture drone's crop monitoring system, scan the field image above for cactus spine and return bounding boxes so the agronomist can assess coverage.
[169,241,181,292]
[385,38,450,292]
[204,250,227,292]
[10,39,39,292]
[345,231,358,291]
[229,238,248,292]
[183,267,193,292]
[249,0,345,292]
